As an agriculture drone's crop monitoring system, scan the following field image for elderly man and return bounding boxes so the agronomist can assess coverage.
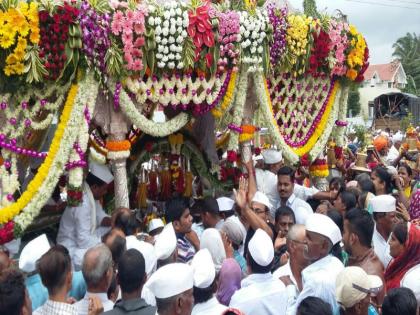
[230,229,288,314]
[147,263,194,315]
[282,213,344,315]
[191,249,227,315]
[370,195,398,268]
[57,161,114,269]
[273,224,308,292]
[76,244,115,314]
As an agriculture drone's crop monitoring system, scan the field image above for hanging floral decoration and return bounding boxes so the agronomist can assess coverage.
[346,25,369,82]
[309,158,329,177]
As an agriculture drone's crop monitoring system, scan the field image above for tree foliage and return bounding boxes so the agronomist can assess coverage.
[347,85,361,117]
[392,32,420,96]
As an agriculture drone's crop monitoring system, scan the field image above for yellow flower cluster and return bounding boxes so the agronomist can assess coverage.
[0,2,40,76]
[346,25,367,81]
[0,84,78,224]
[212,71,237,119]
[286,15,312,76]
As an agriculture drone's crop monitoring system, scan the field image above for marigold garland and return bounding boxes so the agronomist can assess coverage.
[0,84,78,224]
[105,140,132,151]
[211,71,238,118]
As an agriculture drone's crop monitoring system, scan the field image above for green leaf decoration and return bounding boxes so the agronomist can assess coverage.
[24,45,48,83]
[106,40,124,78]
[87,0,111,13]
[181,37,195,71]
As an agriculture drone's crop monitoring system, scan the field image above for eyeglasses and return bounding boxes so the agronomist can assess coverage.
[252,207,268,214]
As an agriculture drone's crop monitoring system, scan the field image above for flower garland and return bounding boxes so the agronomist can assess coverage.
[106,139,131,160]
[89,146,107,164]
[0,82,79,224]
[216,10,240,72]
[309,158,329,177]
[268,4,287,71]
[346,25,368,81]
[308,23,332,77]
[329,19,349,77]
[0,1,40,76]
[211,71,238,119]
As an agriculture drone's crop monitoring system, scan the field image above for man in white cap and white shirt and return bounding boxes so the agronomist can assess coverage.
[126,236,157,279]
[57,160,114,269]
[148,218,165,239]
[370,195,398,268]
[282,213,344,315]
[230,229,288,314]
[387,132,403,164]
[147,263,194,315]
[191,249,227,315]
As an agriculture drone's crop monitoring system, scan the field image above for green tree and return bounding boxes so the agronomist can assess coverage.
[347,85,361,117]
[303,0,319,18]
[392,32,420,96]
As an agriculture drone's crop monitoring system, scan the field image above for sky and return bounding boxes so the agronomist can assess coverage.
[287,0,420,64]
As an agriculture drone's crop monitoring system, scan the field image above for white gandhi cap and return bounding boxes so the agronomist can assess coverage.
[251,191,272,210]
[248,229,274,266]
[19,234,50,273]
[305,213,342,245]
[216,197,235,212]
[147,263,194,299]
[89,159,114,184]
[191,249,216,289]
[262,149,282,164]
[126,236,157,276]
[154,222,177,261]
[369,195,396,213]
[148,218,164,233]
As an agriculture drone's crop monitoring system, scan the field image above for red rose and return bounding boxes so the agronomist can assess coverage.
[227,150,237,163]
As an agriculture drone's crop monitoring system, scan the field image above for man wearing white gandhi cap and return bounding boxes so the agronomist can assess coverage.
[370,195,397,269]
[282,213,344,315]
[230,229,288,315]
[57,159,114,269]
[191,249,227,315]
[147,263,194,315]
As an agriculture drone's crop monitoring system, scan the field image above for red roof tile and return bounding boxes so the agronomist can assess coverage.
[364,61,400,81]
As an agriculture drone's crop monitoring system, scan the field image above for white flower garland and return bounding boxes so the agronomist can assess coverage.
[14,72,99,231]
[333,86,349,147]
[107,150,130,160]
[114,81,190,137]
[89,146,107,165]
[151,1,189,70]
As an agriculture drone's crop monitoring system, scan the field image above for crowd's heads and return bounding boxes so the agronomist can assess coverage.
[82,244,113,291]
[371,167,393,195]
[117,249,146,295]
[336,266,382,314]
[297,296,332,315]
[262,149,283,172]
[398,163,413,186]
[113,208,140,236]
[103,229,126,267]
[201,197,221,228]
[148,218,165,237]
[382,287,418,315]
[247,229,274,274]
[329,177,345,193]
[275,206,296,238]
[370,195,398,235]
[343,208,374,255]
[0,268,32,315]
[19,234,50,274]
[200,228,226,273]
[286,224,307,266]
[191,249,216,304]
[165,197,192,234]
[86,161,113,199]
[373,135,389,156]
[154,222,178,266]
[221,218,246,250]
[304,213,342,262]
[126,236,157,277]
[333,191,357,214]
[0,249,12,272]
[38,245,73,296]
[277,166,295,199]
[148,263,194,315]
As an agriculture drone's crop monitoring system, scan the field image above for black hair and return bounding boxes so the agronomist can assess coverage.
[156,295,180,313]
[275,206,296,223]
[373,167,393,194]
[165,197,190,223]
[277,166,295,182]
[392,222,408,245]
[0,268,27,315]
[382,287,418,315]
[399,163,413,177]
[193,280,216,304]
[117,249,146,294]
[329,177,345,193]
[345,208,374,248]
[338,191,357,212]
[37,245,72,295]
[202,197,220,215]
[297,296,333,315]
[86,172,107,187]
[109,235,126,265]
[358,179,375,193]
[247,252,273,274]
[326,209,344,262]
[190,199,205,216]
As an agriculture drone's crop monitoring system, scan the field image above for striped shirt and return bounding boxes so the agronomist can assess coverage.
[176,234,195,263]
[33,299,77,315]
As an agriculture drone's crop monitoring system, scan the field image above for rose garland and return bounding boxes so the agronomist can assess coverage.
[329,19,349,77]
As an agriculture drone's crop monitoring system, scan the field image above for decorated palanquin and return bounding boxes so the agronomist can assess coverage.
[0,0,369,243]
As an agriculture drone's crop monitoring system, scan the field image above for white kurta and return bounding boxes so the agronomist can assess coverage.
[75,292,114,315]
[401,264,420,304]
[284,194,313,225]
[372,227,392,268]
[272,261,298,289]
[386,146,399,164]
[191,296,228,315]
[229,272,288,315]
[286,255,344,315]
[56,184,109,269]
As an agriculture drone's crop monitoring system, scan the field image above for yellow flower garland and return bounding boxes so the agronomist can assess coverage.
[211,71,237,119]
[0,84,78,224]
[264,78,340,157]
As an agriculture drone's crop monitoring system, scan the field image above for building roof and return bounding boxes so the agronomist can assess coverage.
[364,61,401,81]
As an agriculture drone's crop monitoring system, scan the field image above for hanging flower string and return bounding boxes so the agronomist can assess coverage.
[268,4,287,70]
[0,135,47,158]
[114,81,122,110]
[65,142,87,171]
[335,120,348,127]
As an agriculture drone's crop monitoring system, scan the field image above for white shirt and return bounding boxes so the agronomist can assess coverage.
[283,194,313,225]
[293,184,319,201]
[33,299,77,315]
[75,292,114,315]
[372,227,392,268]
[401,264,420,303]
[192,296,228,315]
[286,255,344,315]
[230,272,288,315]
[57,184,108,269]
[386,146,399,164]
[272,261,298,289]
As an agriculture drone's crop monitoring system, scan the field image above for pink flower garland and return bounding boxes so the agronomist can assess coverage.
[329,20,349,77]
[215,10,240,72]
[111,7,148,71]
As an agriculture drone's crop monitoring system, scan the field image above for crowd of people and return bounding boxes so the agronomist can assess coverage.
[0,128,420,315]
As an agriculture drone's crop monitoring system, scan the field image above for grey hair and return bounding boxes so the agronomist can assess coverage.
[82,244,112,287]
[287,224,305,241]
